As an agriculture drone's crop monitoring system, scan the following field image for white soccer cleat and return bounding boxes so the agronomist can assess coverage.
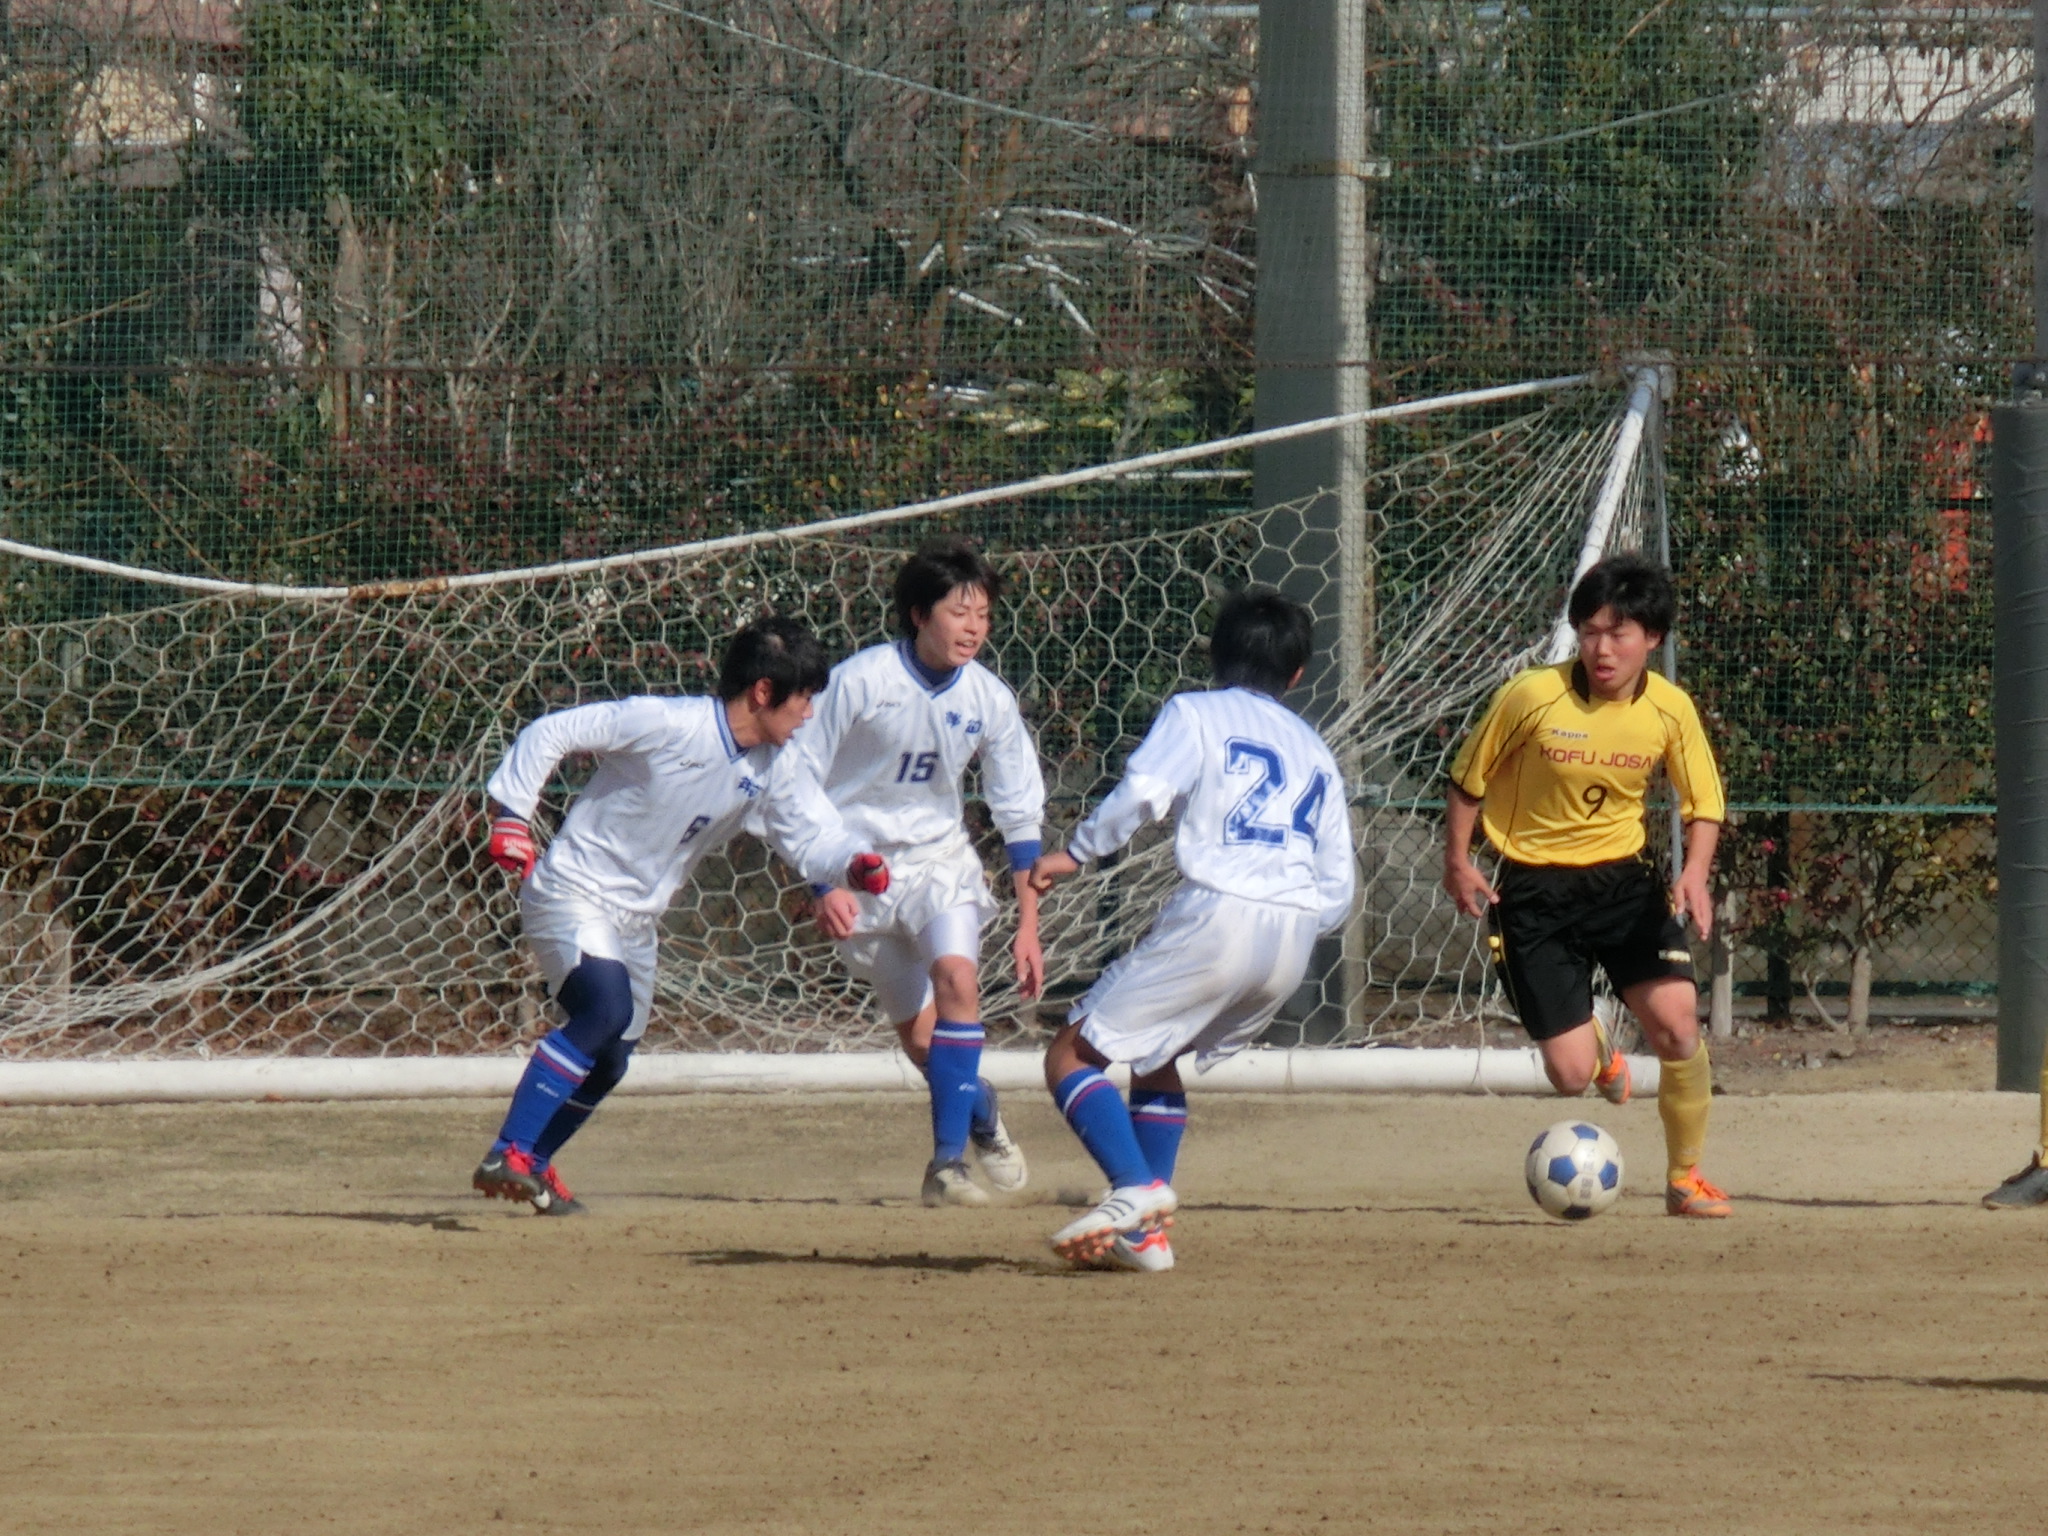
[1049,1180,1177,1264]
[921,1158,991,1207]
[1104,1227,1175,1273]
[969,1080,1028,1194]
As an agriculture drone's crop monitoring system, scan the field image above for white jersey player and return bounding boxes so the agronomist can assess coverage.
[1030,590,1356,1270]
[764,537,1045,1207]
[471,618,888,1215]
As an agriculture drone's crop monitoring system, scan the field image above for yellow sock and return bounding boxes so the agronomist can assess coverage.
[1588,1007,1614,1070]
[1658,1043,1713,1183]
[2036,1056,2048,1165]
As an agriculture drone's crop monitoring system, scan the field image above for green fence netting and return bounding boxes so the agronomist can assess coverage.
[0,0,2019,1026]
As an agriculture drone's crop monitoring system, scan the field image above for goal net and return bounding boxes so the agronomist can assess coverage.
[0,372,1652,1061]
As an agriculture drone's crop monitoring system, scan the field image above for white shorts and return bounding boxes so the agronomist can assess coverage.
[520,881,660,1042]
[1074,884,1321,1077]
[839,905,984,1025]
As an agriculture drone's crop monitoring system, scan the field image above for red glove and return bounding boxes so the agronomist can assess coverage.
[489,816,537,879]
[847,852,890,896]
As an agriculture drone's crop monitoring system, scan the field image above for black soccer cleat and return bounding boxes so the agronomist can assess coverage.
[531,1162,587,1216]
[473,1147,545,1203]
[1983,1153,2048,1210]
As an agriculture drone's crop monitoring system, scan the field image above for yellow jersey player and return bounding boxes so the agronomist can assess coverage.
[1443,552,1732,1218]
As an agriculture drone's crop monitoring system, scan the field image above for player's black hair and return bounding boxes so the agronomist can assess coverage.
[717,616,831,705]
[1209,588,1312,698]
[893,536,1003,636]
[1566,552,1677,639]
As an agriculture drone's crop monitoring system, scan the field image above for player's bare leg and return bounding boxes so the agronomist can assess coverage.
[1043,1023,1177,1264]
[1624,975,1729,1218]
[1531,1014,1628,1103]
[1534,1021,1602,1097]
[894,1003,938,1068]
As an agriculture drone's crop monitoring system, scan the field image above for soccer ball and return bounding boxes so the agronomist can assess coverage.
[1524,1120,1624,1221]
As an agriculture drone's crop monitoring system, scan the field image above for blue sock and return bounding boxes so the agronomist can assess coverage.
[493,1029,595,1155]
[530,1100,594,1164]
[926,1019,985,1163]
[1130,1090,1188,1184]
[1054,1068,1152,1190]
[970,1076,998,1139]
[532,1036,635,1164]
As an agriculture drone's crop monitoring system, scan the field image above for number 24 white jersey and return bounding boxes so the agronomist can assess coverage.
[1067,687,1356,932]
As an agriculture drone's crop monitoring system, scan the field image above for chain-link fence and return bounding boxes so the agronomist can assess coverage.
[0,0,2021,1031]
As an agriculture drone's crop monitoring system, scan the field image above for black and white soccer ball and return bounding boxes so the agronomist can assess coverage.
[1524,1120,1623,1221]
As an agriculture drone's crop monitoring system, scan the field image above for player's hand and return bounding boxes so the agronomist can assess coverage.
[847,851,890,896]
[1442,855,1496,919]
[1028,850,1080,895]
[1012,925,1045,1001]
[813,887,861,940]
[1672,869,1714,940]
[488,816,537,880]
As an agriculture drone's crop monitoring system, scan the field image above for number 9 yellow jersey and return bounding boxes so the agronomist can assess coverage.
[1448,661,1726,867]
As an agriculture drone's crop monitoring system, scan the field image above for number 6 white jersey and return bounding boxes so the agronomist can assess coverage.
[486,695,780,917]
[1067,687,1356,932]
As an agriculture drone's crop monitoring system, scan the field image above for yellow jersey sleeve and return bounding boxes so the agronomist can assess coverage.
[1448,670,1560,801]
[1648,678,1726,825]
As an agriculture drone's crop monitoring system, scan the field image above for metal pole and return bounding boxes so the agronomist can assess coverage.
[1993,8,2048,1091]
[2037,0,2048,362]
[1994,405,2048,1090]
[1252,0,1372,1043]
[1651,387,1683,884]
[1544,368,1661,664]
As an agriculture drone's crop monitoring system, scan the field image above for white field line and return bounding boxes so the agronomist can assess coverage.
[0,1047,1661,1104]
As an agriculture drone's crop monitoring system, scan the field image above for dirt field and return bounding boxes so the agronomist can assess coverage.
[5,1040,2045,1534]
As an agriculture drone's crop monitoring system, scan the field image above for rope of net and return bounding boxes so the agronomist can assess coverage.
[0,373,1593,602]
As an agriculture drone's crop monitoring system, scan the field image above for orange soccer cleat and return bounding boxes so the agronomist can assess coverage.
[1665,1167,1733,1218]
[1593,1051,1633,1106]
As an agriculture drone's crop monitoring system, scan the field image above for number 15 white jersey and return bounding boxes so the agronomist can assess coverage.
[1067,687,1356,932]
[762,639,1046,884]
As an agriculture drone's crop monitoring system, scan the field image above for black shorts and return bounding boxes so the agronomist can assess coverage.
[1486,856,1694,1042]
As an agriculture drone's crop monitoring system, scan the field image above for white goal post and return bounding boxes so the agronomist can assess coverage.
[0,367,1665,1102]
